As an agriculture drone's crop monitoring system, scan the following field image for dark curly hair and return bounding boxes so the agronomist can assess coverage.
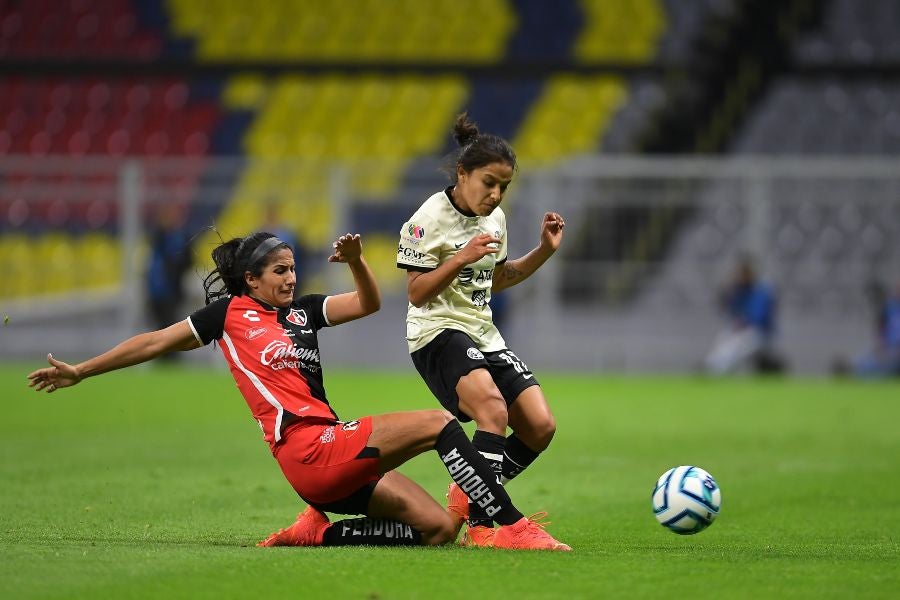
[447,111,517,181]
[202,232,290,304]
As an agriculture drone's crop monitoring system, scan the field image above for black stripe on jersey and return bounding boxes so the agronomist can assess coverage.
[398,263,435,273]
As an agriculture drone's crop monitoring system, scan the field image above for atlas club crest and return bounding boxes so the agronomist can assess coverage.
[286,308,307,326]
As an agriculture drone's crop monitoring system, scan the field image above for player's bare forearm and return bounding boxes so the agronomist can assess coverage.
[493,212,564,293]
[406,255,467,307]
[28,323,198,393]
[325,258,382,325]
[407,233,501,307]
[78,324,199,378]
[348,256,381,316]
[491,245,556,293]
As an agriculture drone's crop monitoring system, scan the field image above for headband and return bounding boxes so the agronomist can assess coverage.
[245,236,286,271]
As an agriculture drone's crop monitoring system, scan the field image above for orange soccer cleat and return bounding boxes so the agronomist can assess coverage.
[446,482,469,522]
[460,524,496,547]
[492,512,571,551]
[256,505,330,547]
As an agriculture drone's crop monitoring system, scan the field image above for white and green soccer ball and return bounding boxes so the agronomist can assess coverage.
[652,465,721,534]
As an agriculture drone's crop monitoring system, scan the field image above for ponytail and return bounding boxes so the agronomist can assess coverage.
[448,111,517,182]
[202,232,289,304]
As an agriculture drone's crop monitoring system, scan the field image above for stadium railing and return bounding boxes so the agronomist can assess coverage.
[2,155,897,374]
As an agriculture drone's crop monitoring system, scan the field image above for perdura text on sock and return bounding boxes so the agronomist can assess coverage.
[440,448,500,517]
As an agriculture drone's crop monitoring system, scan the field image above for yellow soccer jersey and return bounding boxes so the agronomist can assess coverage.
[397,187,508,353]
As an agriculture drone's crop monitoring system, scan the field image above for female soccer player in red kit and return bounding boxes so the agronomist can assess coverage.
[28,230,569,550]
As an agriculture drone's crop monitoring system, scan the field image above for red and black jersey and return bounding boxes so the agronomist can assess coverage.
[188,294,338,448]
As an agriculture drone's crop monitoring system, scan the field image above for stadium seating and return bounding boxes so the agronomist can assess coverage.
[0,0,162,60]
[0,73,220,298]
[574,0,666,64]
[200,74,468,252]
[165,0,515,63]
[794,0,900,65]
[513,74,627,166]
[0,77,220,157]
[0,0,783,304]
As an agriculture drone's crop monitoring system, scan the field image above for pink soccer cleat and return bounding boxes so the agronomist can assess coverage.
[492,513,571,551]
[256,505,330,547]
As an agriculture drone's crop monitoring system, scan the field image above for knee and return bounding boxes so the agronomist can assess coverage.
[421,516,459,546]
[424,409,455,444]
[466,393,508,432]
[432,409,455,429]
[524,414,556,451]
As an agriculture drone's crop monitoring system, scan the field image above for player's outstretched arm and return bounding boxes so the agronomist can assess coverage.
[492,212,565,293]
[325,233,382,325]
[27,320,202,393]
[406,233,501,307]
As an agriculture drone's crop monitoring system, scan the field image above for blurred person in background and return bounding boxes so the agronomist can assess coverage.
[145,202,192,355]
[850,279,900,378]
[704,256,786,375]
[28,231,569,551]
[397,112,567,547]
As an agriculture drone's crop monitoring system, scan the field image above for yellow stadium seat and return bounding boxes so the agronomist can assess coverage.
[222,74,270,110]
[76,233,122,290]
[514,75,628,167]
[31,234,77,295]
[0,234,32,298]
[360,232,405,291]
[575,0,666,64]
[166,0,515,63]
[206,73,469,274]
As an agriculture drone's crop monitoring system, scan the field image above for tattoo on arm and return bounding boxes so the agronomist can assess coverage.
[502,263,524,281]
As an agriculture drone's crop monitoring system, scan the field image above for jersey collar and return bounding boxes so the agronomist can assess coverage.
[247,295,280,312]
[445,186,478,218]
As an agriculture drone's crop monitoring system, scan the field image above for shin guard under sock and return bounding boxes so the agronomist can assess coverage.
[468,429,506,527]
[501,433,541,484]
[434,420,523,526]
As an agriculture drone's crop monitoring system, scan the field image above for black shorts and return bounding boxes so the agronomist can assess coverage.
[410,329,540,423]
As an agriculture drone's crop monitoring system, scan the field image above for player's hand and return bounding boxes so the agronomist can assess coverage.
[328,233,363,263]
[456,233,501,265]
[27,353,82,393]
[539,212,565,251]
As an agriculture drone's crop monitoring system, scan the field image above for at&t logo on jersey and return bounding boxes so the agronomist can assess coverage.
[286,309,307,326]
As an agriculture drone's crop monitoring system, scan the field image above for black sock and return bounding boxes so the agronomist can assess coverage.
[434,420,523,526]
[468,429,506,527]
[321,518,423,546]
[501,434,541,484]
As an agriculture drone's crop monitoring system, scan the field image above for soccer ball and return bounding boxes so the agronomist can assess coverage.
[651,465,721,534]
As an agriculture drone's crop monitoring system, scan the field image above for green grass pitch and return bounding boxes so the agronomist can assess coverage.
[2,364,898,599]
